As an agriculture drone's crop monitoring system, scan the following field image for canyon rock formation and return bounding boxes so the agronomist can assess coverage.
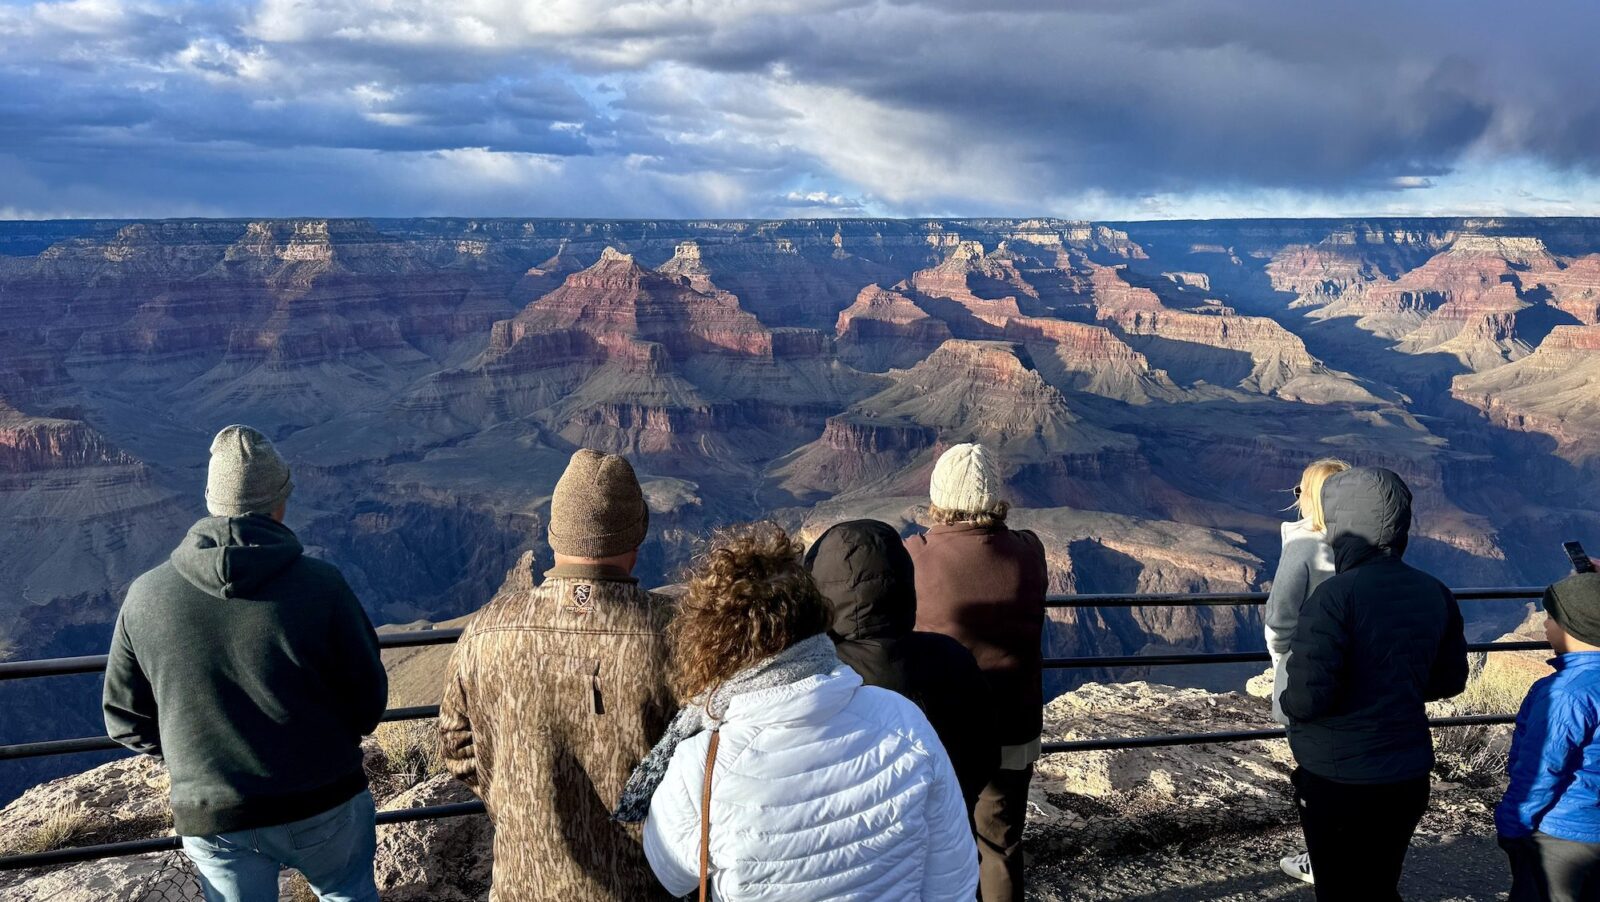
[1,216,1595,805]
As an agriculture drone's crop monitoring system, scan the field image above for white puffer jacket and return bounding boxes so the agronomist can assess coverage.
[643,665,978,900]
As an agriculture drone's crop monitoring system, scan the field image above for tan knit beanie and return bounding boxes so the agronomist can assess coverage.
[548,449,649,558]
[929,443,1003,513]
[206,425,294,517]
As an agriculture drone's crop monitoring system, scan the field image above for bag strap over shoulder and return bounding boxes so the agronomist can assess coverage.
[699,725,721,902]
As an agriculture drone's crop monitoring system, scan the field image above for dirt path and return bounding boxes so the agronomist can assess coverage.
[1027,799,1509,901]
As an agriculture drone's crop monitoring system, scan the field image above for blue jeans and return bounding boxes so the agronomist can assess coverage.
[181,790,379,902]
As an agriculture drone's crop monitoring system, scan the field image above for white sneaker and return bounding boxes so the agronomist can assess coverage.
[1280,852,1314,884]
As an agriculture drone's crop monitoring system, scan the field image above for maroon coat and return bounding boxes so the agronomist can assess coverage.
[907,522,1048,746]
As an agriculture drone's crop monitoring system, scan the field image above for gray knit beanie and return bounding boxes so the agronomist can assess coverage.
[549,449,649,558]
[1547,573,1600,648]
[929,442,1003,513]
[205,425,294,517]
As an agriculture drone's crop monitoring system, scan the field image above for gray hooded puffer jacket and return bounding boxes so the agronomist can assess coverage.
[1280,467,1470,784]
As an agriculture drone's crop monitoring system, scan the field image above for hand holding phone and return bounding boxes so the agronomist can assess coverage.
[1565,541,1597,574]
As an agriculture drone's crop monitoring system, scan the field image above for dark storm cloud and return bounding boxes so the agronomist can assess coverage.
[670,2,1503,193]
[0,73,598,157]
[593,0,1596,194]
[0,0,1597,217]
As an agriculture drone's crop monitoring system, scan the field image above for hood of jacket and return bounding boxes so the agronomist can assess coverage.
[1321,467,1412,573]
[804,519,917,689]
[170,514,304,599]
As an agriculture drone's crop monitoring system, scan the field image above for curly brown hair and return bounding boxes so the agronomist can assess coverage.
[927,500,1010,529]
[668,521,830,701]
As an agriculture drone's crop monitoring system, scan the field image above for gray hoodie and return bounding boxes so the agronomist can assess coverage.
[1264,518,1337,725]
[103,515,387,835]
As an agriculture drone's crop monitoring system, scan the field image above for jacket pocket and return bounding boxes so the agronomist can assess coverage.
[183,832,242,855]
[538,655,605,717]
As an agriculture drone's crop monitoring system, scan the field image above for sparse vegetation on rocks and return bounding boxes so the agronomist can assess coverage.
[1431,664,1529,786]
[371,720,447,797]
[1431,605,1551,787]
[0,806,92,857]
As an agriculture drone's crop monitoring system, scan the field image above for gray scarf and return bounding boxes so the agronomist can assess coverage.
[613,632,840,823]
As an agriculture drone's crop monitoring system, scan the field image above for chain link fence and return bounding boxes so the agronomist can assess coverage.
[124,851,198,902]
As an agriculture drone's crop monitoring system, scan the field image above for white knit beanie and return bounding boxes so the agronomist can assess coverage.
[929,443,1003,513]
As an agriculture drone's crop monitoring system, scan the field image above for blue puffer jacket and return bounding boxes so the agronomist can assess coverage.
[1496,653,1600,843]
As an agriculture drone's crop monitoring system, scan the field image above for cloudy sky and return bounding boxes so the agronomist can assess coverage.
[2,0,1598,219]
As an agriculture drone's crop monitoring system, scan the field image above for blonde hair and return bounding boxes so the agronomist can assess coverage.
[927,501,1010,529]
[1296,458,1352,532]
[667,522,830,701]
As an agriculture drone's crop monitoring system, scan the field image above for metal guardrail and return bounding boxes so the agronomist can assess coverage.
[0,801,489,870]
[0,628,467,682]
[0,706,444,762]
[1044,639,1551,671]
[1042,713,1517,754]
[0,587,1545,872]
[0,711,1526,870]
[0,588,1543,683]
[2,636,1551,762]
[1041,586,1542,608]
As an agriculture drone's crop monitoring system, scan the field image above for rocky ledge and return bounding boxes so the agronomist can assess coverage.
[0,730,492,902]
[1030,681,1297,857]
[0,670,1518,901]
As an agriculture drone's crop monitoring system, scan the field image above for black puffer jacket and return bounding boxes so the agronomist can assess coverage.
[805,519,1000,814]
[1281,467,1469,783]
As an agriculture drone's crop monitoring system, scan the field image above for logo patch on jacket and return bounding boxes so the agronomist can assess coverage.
[566,583,594,615]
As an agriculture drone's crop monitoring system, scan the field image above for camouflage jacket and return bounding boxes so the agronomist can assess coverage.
[440,556,676,901]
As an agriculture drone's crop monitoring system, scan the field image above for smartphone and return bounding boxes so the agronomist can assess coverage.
[1565,541,1597,574]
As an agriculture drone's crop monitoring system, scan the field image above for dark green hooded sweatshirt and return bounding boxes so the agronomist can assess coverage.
[103,515,387,835]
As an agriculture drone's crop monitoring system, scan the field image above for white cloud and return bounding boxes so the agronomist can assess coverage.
[168,37,277,84]
[1049,159,1600,221]
[1386,176,1436,190]
[769,82,1038,210]
[782,190,855,206]
[247,0,859,57]
[29,0,129,35]
[425,147,563,185]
